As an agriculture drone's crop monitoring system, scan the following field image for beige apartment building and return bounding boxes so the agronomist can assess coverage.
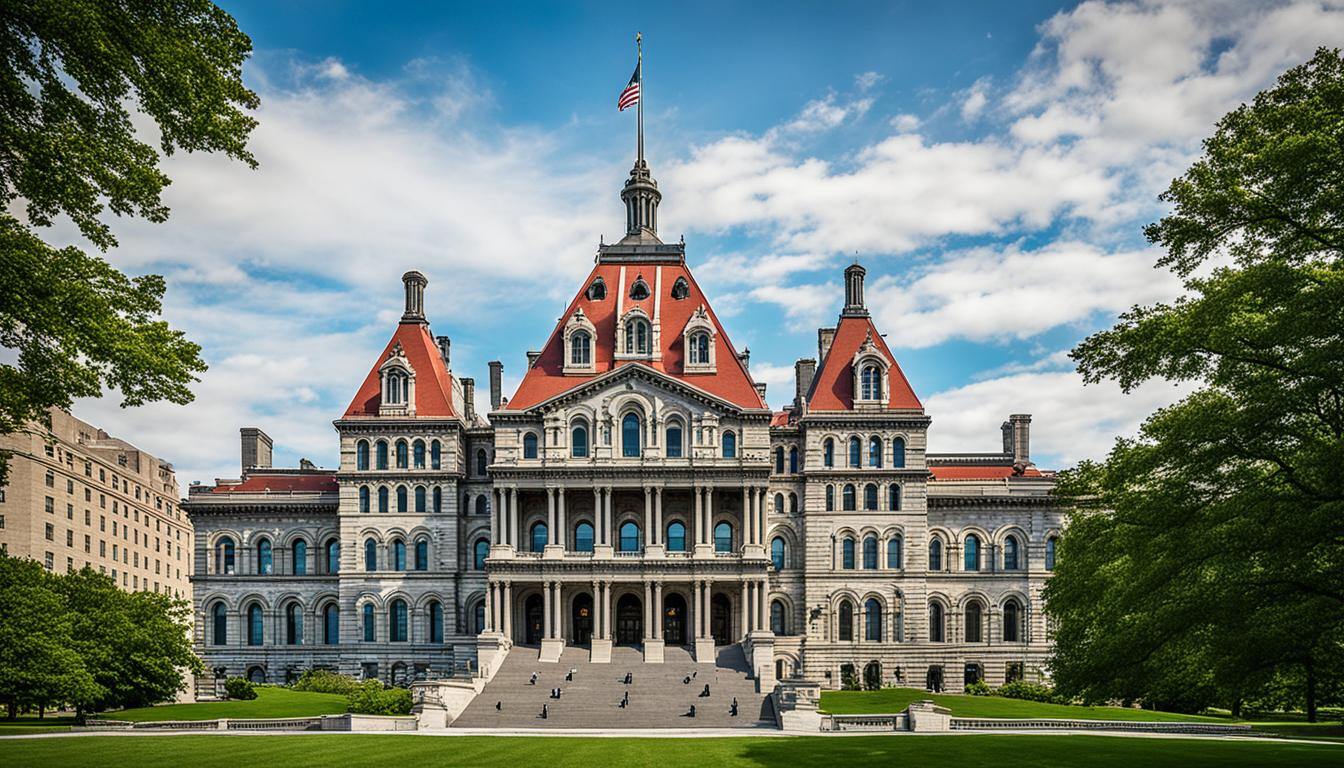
[0,407,192,598]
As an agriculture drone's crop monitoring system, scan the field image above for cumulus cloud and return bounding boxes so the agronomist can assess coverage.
[960,77,991,120]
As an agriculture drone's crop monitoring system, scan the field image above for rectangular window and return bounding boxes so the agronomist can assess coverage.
[84,510,90,525]
[66,504,73,519]
[84,535,91,553]
[45,445,54,457]
[45,470,54,487]
[45,496,54,513]
[0,515,5,529]
[45,551,54,570]
[66,529,73,546]
[85,488,91,502]
[66,557,73,572]
[66,479,74,494]
[100,540,106,556]
[84,461,91,477]
[45,523,54,541]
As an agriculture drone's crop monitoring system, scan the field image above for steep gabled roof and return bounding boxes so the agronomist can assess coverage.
[343,321,456,418]
[507,259,767,412]
[808,315,921,411]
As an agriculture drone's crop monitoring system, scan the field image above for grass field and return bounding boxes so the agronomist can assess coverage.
[0,734,1340,767]
[820,687,1224,721]
[108,687,348,721]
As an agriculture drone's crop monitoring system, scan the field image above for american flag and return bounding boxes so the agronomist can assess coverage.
[618,62,640,111]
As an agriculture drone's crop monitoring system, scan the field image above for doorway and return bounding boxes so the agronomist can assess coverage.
[663,593,687,645]
[524,594,543,645]
[711,593,732,646]
[615,593,643,645]
[572,592,593,645]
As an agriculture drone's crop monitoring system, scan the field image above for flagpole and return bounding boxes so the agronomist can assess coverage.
[636,31,644,165]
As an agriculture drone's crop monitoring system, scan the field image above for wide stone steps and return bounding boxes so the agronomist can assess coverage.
[452,644,773,729]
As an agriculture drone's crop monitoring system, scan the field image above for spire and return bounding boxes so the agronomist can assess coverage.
[401,270,428,323]
[842,262,868,317]
[620,32,662,245]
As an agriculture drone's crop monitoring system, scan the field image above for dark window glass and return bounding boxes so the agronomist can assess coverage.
[665,522,685,552]
[842,538,855,569]
[619,521,640,552]
[571,425,588,457]
[293,540,307,575]
[474,539,489,569]
[575,522,594,552]
[523,433,538,459]
[666,424,683,458]
[212,603,227,645]
[622,413,641,457]
[714,522,732,553]
[771,537,785,570]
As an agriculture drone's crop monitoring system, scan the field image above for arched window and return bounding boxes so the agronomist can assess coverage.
[523,432,539,459]
[965,601,983,643]
[571,330,592,365]
[665,521,686,552]
[356,440,369,470]
[292,540,307,575]
[838,600,854,641]
[624,317,651,355]
[629,278,650,300]
[842,537,855,569]
[887,536,903,569]
[929,602,945,642]
[1004,600,1021,642]
[863,483,878,511]
[790,492,799,515]
[842,484,856,511]
[863,536,878,569]
[848,436,861,467]
[415,486,427,513]
[771,537,786,570]
[395,440,408,469]
[571,424,589,457]
[415,539,428,571]
[1046,536,1058,570]
[430,440,441,469]
[476,449,488,475]
[714,521,733,553]
[774,493,785,515]
[619,521,640,552]
[433,486,442,513]
[825,485,835,511]
[397,486,408,513]
[964,534,981,572]
[362,604,375,642]
[888,484,901,511]
[575,522,595,552]
[774,447,784,474]
[586,277,607,300]
[245,604,265,646]
[392,540,406,571]
[364,539,377,572]
[257,539,272,575]
[721,431,736,458]
[325,539,340,574]
[359,486,370,513]
[929,538,943,571]
[378,486,389,513]
[385,371,406,405]
[622,413,641,457]
[286,603,303,645]
[868,436,883,467]
[474,601,486,635]
[666,421,683,458]
[789,446,798,473]
[413,440,426,469]
[860,364,882,401]
[390,599,408,642]
[771,600,786,635]
[429,601,444,643]
[212,603,227,645]
[376,441,388,470]
[217,537,236,574]
[690,332,711,364]
[671,276,689,299]
[865,598,882,641]
[531,522,548,553]
[475,496,488,516]
[823,438,835,467]
[474,538,489,569]
[892,437,906,468]
[1004,537,1020,570]
[323,605,339,644]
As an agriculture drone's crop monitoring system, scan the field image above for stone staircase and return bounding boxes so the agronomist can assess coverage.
[452,644,774,729]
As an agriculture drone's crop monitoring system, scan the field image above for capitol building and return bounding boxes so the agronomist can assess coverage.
[185,144,1064,701]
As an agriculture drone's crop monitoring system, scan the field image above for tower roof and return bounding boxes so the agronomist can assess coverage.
[343,273,457,418]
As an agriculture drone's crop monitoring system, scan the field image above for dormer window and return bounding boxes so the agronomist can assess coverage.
[851,332,889,407]
[563,307,597,374]
[378,342,416,415]
[386,371,408,404]
[625,317,651,355]
[571,331,591,365]
[671,277,690,299]
[586,277,607,300]
[689,332,710,364]
[860,364,881,400]
[681,305,716,373]
[629,277,650,300]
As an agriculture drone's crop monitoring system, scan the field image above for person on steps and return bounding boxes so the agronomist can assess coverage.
[495,701,502,711]
[541,704,548,719]
[730,697,738,717]
[624,671,633,685]
[700,683,710,697]
[688,704,696,718]
[530,672,538,685]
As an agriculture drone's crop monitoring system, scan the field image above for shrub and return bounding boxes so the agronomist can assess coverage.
[996,680,1064,704]
[292,669,361,695]
[347,680,412,716]
[840,666,862,691]
[223,677,257,701]
[965,680,992,696]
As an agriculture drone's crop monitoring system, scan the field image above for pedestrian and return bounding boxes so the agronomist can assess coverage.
[689,704,696,718]
[624,671,633,685]
[495,701,502,711]
[542,704,548,720]
[730,697,738,717]
[683,675,690,685]
[530,671,538,685]
[692,670,697,679]
[567,668,575,681]
[700,683,710,697]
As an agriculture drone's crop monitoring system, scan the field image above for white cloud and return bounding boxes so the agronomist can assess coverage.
[889,113,921,132]
[855,71,884,92]
[960,77,991,121]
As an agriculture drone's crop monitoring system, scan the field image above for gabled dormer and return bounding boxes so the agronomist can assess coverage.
[378,342,416,416]
[851,331,890,408]
[563,307,597,375]
[615,306,655,361]
[682,305,717,374]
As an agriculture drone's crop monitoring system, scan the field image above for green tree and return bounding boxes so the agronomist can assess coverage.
[0,555,95,719]
[1047,49,1344,721]
[0,0,259,482]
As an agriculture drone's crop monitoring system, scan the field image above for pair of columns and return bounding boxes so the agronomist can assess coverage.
[738,578,771,635]
[490,487,519,547]
[741,486,768,547]
[484,580,513,638]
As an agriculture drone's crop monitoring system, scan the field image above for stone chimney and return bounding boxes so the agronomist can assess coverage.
[488,361,503,410]
[841,263,868,317]
[1008,414,1031,466]
[401,270,428,323]
[436,335,451,369]
[738,347,751,370]
[794,358,817,411]
[818,327,837,361]
[754,382,767,400]
[240,427,272,473]
[461,377,476,421]
[526,350,541,368]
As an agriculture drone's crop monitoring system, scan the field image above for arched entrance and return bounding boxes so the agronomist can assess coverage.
[926,665,944,693]
[615,593,643,645]
[524,594,544,645]
[663,593,687,645]
[711,593,732,646]
[572,592,594,645]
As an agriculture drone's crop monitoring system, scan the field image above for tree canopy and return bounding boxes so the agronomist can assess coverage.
[1047,48,1344,720]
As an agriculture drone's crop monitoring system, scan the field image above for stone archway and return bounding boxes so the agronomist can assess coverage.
[524,594,544,645]
[663,592,687,645]
[615,593,643,645]
[572,592,594,645]
[711,592,732,646]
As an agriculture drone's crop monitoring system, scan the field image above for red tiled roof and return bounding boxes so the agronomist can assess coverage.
[507,261,767,411]
[770,411,792,427]
[212,473,338,493]
[344,322,456,417]
[929,465,1043,480]
[808,315,921,411]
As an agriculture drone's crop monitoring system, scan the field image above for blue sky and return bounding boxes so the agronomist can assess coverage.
[66,0,1344,484]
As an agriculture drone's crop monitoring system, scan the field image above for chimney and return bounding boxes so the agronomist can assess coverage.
[818,327,837,361]
[1009,414,1031,466]
[794,358,817,411]
[461,377,476,421]
[738,347,750,370]
[240,427,272,474]
[436,335,451,369]
[754,382,768,401]
[299,458,316,470]
[488,361,503,410]
[1001,420,1013,454]
[401,270,428,323]
[842,263,868,317]
[526,350,541,368]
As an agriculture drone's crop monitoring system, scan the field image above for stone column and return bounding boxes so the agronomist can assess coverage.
[759,488,768,547]
[553,582,563,640]
[604,582,614,640]
[644,581,654,637]
[509,488,519,547]
[654,582,663,632]
[643,486,653,547]
[593,488,601,543]
[740,580,750,638]
[592,580,602,635]
[484,581,494,632]
[759,579,769,631]
[542,580,553,639]
[606,488,615,547]
[693,486,703,544]
[557,489,567,551]
[705,488,714,543]
[653,487,663,545]
[503,581,513,641]
[547,488,556,545]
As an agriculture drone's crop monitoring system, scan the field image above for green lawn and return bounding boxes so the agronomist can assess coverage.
[0,735,1340,767]
[106,687,347,721]
[820,687,1223,721]
[0,716,76,736]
